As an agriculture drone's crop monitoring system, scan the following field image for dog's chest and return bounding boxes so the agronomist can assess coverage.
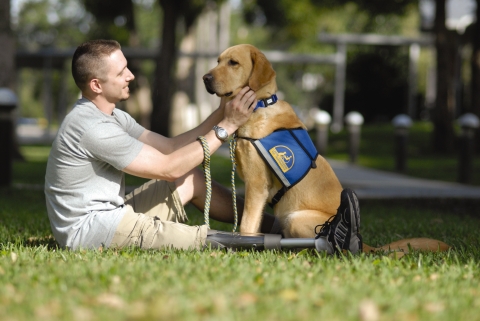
[243,100,304,135]
[236,111,269,139]
[235,127,319,206]
[249,128,318,187]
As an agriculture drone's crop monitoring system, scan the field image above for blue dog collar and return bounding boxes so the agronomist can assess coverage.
[253,94,278,111]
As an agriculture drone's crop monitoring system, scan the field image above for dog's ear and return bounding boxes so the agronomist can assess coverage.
[248,47,276,91]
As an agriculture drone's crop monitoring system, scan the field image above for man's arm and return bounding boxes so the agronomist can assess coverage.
[124,87,256,181]
[137,102,225,155]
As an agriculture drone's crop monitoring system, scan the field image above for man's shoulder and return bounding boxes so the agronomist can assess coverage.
[112,107,136,123]
[70,98,99,117]
[62,99,93,125]
[65,99,115,128]
[55,99,103,142]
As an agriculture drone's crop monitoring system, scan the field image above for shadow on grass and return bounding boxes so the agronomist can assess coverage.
[23,235,60,250]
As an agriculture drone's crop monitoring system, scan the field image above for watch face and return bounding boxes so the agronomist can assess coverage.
[214,126,228,141]
[218,127,228,139]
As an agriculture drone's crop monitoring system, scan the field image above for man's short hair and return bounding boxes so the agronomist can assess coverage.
[72,39,121,91]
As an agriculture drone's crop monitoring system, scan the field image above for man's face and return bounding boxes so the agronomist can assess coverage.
[100,50,135,103]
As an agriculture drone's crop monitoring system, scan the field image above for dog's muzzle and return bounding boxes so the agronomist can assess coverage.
[203,74,216,95]
[202,74,233,97]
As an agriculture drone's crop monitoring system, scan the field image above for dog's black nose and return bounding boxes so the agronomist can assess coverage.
[203,73,216,95]
[203,74,213,83]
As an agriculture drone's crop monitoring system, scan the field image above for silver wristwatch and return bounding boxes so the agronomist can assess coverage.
[213,125,229,142]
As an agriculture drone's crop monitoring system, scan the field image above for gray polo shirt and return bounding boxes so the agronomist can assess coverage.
[45,98,145,249]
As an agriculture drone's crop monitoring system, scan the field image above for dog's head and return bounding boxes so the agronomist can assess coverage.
[203,44,277,99]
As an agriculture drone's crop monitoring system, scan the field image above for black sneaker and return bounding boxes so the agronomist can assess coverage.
[315,188,363,254]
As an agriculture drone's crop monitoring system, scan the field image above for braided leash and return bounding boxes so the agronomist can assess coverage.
[197,136,212,229]
[197,135,239,232]
[229,134,239,232]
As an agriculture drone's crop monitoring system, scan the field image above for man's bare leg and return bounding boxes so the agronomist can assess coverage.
[175,167,281,234]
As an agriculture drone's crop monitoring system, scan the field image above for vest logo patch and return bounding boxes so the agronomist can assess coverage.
[269,145,295,173]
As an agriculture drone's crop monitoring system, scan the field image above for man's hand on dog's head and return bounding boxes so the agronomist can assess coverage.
[219,86,257,135]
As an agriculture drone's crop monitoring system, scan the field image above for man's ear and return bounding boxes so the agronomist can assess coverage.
[248,47,276,91]
[89,78,102,94]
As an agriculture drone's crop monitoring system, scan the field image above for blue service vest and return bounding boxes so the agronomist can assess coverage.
[239,128,319,207]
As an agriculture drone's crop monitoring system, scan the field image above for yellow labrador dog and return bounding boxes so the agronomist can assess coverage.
[203,44,449,253]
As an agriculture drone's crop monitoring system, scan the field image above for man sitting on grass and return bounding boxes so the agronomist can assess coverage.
[44,39,361,254]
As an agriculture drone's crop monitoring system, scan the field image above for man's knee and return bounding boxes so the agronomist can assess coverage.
[175,167,207,205]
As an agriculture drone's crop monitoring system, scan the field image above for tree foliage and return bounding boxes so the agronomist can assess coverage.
[239,0,420,122]
[244,0,418,26]
[15,0,90,50]
[242,0,419,47]
[82,0,136,45]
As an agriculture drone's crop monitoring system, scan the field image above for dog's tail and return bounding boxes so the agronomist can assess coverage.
[363,238,450,253]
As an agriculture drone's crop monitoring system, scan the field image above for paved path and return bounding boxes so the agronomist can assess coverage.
[216,145,480,200]
[328,159,480,200]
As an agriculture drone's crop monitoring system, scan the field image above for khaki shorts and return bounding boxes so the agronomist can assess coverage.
[110,179,208,250]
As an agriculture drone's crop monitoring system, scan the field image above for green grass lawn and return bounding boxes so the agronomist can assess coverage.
[2,125,480,321]
[1,187,480,321]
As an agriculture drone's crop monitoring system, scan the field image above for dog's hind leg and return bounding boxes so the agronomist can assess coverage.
[281,210,333,238]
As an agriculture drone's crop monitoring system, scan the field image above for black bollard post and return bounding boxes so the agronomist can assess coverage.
[392,114,412,172]
[345,111,364,164]
[0,88,18,187]
[313,109,331,156]
[457,113,479,184]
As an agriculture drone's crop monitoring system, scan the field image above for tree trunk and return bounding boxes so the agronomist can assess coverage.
[151,1,181,136]
[432,0,457,153]
[0,0,15,88]
[471,0,480,152]
[0,0,23,161]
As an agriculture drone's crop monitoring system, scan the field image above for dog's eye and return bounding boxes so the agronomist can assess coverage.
[228,60,239,66]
